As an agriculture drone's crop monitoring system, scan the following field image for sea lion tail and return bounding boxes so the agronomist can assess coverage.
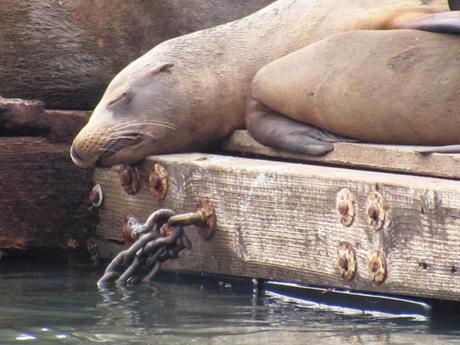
[416,145,460,155]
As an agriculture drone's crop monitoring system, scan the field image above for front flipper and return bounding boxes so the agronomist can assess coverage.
[391,11,460,34]
[246,96,354,156]
[416,145,460,155]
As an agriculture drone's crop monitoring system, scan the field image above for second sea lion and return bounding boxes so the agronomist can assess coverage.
[246,29,460,155]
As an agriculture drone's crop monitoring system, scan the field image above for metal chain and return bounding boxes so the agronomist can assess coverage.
[97,208,204,287]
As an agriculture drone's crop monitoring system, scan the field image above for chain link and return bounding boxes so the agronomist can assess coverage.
[98,208,203,287]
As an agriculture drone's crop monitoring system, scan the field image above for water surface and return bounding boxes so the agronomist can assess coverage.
[1,264,460,345]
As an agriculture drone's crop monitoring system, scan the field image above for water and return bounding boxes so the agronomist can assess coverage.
[1,264,460,345]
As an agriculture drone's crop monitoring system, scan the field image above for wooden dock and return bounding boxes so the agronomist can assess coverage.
[94,131,460,301]
[3,97,460,301]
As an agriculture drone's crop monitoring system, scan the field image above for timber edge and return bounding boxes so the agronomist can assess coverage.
[223,130,460,180]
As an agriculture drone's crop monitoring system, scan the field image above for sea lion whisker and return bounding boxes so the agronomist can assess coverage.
[103,121,146,131]
[107,121,176,131]
[98,147,118,154]
[101,129,157,141]
[117,122,176,130]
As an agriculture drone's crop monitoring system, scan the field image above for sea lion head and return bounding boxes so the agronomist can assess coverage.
[70,62,179,168]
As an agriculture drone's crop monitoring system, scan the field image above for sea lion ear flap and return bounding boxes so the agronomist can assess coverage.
[450,0,460,11]
[150,63,174,75]
[391,11,460,34]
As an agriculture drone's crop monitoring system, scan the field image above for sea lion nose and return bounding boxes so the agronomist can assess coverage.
[70,145,85,166]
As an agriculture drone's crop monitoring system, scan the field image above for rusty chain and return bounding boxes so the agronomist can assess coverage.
[98,204,215,287]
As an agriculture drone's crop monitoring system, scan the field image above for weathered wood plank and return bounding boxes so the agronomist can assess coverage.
[95,153,460,301]
[0,97,90,142]
[223,130,460,180]
[0,137,96,249]
[44,109,90,143]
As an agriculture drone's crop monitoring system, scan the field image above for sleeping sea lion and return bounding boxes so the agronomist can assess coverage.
[246,29,460,155]
[70,0,459,167]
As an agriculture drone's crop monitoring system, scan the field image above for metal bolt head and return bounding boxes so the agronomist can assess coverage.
[336,188,357,227]
[368,248,387,285]
[112,164,141,196]
[338,200,349,216]
[337,242,357,282]
[196,198,217,240]
[121,215,136,246]
[367,205,379,221]
[89,184,103,208]
[160,223,175,237]
[149,163,168,200]
[366,192,387,230]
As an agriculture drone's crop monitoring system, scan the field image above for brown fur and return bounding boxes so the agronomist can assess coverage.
[71,0,449,167]
[0,0,274,109]
[252,30,460,145]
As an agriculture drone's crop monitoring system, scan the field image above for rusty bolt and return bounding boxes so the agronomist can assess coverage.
[336,188,357,227]
[366,192,387,230]
[121,215,136,246]
[149,163,168,200]
[168,198,216,240]
[160,223,175,237]
[338,200,349,216]
[89,184,104,208]
[337,242,357,282]
[367,205,379,221]
[113,164,141,196]
[368,248,387,285]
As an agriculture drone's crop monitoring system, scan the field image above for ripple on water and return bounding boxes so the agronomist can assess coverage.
[0,264,460,345]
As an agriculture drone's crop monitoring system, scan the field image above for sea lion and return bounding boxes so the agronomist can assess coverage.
[70,0,458,168]
[0,0,274,109]
[246,29,460,155]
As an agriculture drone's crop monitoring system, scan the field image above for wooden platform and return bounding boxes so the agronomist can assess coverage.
[94,135,460,301]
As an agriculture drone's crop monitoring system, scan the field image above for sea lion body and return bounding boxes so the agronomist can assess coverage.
[250,29,460,145]
[0,0,274,109]
[71,0,454,167]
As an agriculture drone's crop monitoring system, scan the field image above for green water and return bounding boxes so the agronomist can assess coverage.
[1,264,460,345]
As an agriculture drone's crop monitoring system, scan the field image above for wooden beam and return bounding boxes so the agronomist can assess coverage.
[95,153,460,301]
[0,137,96,249]
[0,97,90,143]
[223,130,460,180]
[44,109,90,143]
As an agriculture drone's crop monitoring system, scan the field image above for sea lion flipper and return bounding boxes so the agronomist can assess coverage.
[393,11,460,34]
[246,96,337,156]
[416,145,460,155]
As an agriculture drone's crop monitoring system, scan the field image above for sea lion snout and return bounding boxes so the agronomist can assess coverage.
[71,62,180,168]
[71,120,160,168]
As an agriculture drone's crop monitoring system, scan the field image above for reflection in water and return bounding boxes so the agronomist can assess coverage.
[0,264,460,344]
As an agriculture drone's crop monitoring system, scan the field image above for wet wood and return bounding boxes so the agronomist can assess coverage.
[0,97,48,136]
[0,137,96,249]
[44,109,90,143]
[0,97,90,142]
[223,130,460,180]
[95,153,460,301]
